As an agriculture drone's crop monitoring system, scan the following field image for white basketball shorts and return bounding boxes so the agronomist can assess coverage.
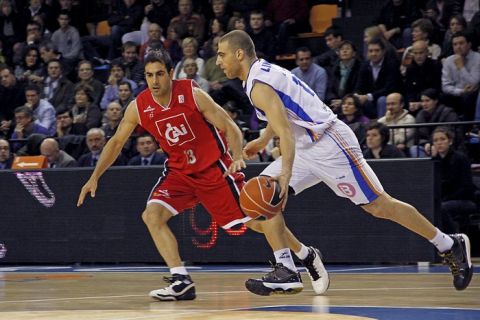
[261,120,384,205]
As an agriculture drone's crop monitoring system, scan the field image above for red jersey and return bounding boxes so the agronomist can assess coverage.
[135,79,229,174]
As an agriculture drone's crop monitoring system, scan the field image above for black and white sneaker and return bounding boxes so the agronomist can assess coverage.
[245,263,303,296]
[302,246,330,294]
[149,274,196,301]
[439,234,473,291]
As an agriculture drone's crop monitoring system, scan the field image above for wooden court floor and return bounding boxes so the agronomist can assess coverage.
[0,264,479,320]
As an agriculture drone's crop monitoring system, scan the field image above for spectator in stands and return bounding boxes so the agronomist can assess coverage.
[112,42,144,85]
[139,23,164,62]
[425,0,462,30]
[362,25,399,62]
[223,100,249,133]
[404,40,442,114]
[122,0,176,46]
[182,58,209,92]
[374,0,421,49]
[401,18,442,70]
[0,0,24,65]
[40,137,77,167]
[363,122,405,159]
[71,84,102,129]
[338,94,370,148]
[78,128,126,167]
[24,84,56,135]
[291,46,327,100]
[128,133,166,166]
[354,37,402,118]
[201,17,227,59]
[101,102,123,137]
[11,105,49,152]
[50,10,82,67]
[100,62,137,110]
[43,59,75,110]
[74,60,104,105]
[247,10,276,60]
[314,26,343,71]
[20,0,55,32]
[117,81,135,111]
[210,0,230,24]
[441,31,480,121]
[163,24,185,65]
[53,0,89,36]
[411,88,458,157]
[82,0,143,61]
[264,0,309,54]
[0,67,26,138]
[173,37,205,80]
[227,16,246,32]
[430,126,477,233]
[54,108,87,137]
[0,138,13,169]
[13,21,46,65]
[168,0,205,44]
[442,15,467,59]
[14,46,44,84]
[327,40,362,112]
[378,93,416,154]
[38,40,75,79]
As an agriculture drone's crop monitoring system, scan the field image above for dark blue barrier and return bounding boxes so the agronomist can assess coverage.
[0,159,439,264]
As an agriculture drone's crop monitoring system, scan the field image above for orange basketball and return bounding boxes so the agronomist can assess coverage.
[239,176,283,220]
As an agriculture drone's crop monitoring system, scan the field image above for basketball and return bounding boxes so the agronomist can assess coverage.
[239,176,283,220]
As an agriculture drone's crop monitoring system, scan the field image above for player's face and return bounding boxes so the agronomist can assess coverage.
[145,62,172,97]
[216,41,240,79]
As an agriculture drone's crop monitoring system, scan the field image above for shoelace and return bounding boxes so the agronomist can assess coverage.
[442,251,461,276]
[263,261,284,280]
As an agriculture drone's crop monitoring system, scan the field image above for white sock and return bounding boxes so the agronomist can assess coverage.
[429,228,454,253]
[170,266,188,275]
[294,243,310,260]
[274,248,297,272]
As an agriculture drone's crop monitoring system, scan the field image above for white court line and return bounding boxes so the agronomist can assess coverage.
[237,304,480,311]
[2,286,479,304]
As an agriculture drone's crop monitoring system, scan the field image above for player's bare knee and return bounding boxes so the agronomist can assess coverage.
[142,206,170,227]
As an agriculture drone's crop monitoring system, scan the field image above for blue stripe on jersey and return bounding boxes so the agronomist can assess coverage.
[275,90,314,122]
[326,133,378,202]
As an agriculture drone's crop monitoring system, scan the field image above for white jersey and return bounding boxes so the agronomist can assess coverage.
[244,59,337,148]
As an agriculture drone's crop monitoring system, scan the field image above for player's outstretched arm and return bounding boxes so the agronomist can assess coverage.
[250,82,295,209]
[77,101,140,207]
[193,87,246,175]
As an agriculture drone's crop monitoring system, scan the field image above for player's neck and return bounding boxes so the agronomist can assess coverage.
[240,57,258,81]
[152,92,171,107]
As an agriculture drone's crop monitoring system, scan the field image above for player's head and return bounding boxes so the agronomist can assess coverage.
[217,30,256,80]
[144,49,174,96]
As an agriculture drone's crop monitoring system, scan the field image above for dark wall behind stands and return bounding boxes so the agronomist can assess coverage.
[0,160,439,264]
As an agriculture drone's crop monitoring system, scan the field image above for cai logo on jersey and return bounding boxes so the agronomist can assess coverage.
[155,113,196,146]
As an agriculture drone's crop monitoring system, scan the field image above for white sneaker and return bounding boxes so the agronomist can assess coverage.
[302,247,330,294]
[149,274,196,301]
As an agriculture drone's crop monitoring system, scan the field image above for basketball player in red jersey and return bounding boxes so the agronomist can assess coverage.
[77,49,328,300]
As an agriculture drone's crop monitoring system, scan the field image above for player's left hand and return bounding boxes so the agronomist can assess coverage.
[272,172,291,211]
[224,159,246,177]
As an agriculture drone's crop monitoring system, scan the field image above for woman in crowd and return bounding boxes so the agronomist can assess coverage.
[71,84,102,129]
[14,46,44,84]
[363,122,405,159]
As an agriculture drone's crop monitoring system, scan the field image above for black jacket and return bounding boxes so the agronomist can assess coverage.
[327,58,361,103]
[355,58,402,101]
[404,58,442,103]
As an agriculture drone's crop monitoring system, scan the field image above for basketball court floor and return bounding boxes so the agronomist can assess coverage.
[1,263,479,320]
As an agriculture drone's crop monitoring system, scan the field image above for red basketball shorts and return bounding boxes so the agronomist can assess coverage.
[147,156,250,229]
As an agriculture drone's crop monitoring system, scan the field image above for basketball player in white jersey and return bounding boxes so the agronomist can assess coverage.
[216,30,473,294]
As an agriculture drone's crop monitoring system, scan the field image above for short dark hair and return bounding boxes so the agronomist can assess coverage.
[295,46,311,55]
[15,105,34,117]
[56,107,73,117]
[144,49,173,71]
[451,30,471,44]
[118,81,133,91]
[324,26,343,39]
[25,84,41,94]
[338,40,357,52]
[367,122,390,147]
[367,37,385,50]
[432,126,454,141]
[421,88,440,100]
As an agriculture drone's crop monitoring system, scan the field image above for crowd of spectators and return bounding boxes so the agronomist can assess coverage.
[0,0,479,170]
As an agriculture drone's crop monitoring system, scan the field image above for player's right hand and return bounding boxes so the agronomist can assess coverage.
[77,179,98,207]
[243,139,264,159]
